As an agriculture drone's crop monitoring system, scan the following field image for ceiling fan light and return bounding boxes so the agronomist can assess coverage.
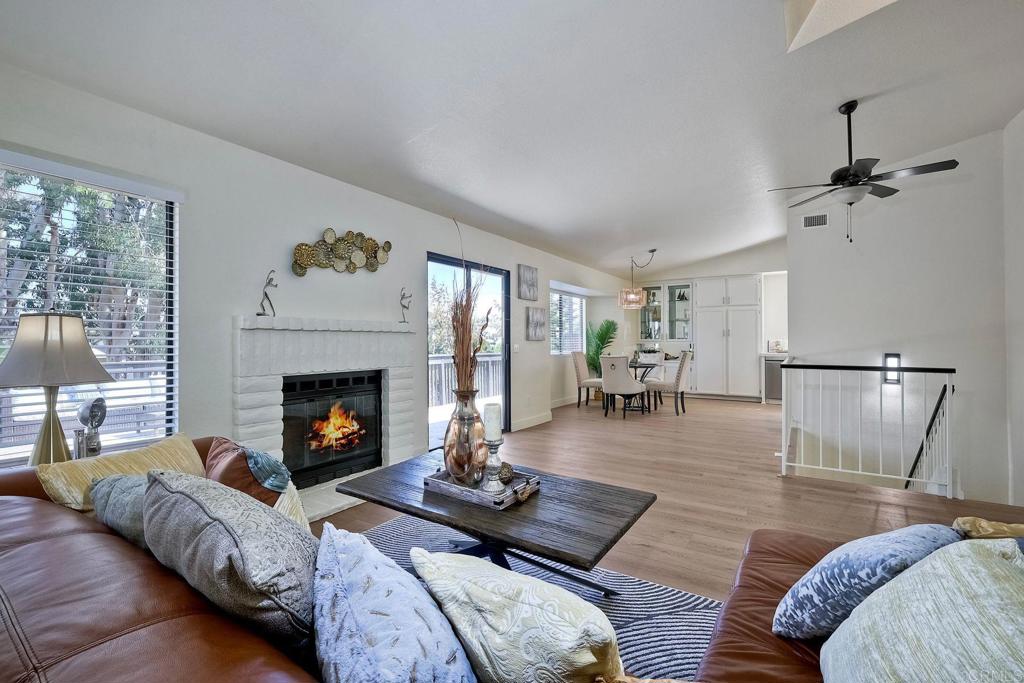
[832,185,871,204]
[619,287,644,310]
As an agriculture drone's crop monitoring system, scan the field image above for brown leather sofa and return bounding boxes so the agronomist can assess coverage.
[0,436,318,683]
[1,435,838,683]
[694,529,841,683]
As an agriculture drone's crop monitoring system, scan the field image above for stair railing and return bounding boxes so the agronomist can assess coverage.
[780,360,957,498]
[903,384,953,491]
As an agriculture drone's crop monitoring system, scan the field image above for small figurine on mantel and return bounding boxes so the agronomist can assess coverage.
[257,270,278,317]
[399,286,413,324]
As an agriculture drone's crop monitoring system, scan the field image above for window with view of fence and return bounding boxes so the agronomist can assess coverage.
[0,161,177,465]
[549,291,584,355]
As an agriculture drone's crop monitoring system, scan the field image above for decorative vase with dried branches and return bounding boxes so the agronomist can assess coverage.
[442,268,493,487]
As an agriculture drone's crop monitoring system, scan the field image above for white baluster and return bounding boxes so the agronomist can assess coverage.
[838,370,843,470]
[819,370,824,468]
[858,371,863,474]
[781,367,789,476]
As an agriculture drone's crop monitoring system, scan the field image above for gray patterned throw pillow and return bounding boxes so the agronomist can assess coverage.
[772,524,963,639]
[90,474,148,548]
[143,470,318,655]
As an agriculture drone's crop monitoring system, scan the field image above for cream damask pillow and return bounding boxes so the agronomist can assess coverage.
[410,548,624,683]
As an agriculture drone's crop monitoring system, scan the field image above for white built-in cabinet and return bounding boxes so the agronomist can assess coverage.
[725,308,760,395]
[691,276,761,397]
[695,275,759,308]
[694,308,727,394]
[636,274,761,398]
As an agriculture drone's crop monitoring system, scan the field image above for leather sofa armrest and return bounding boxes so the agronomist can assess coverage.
[0,467,50,500]
[0,437,219,502]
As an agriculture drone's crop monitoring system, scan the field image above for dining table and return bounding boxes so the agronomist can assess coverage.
[628,360,658,382]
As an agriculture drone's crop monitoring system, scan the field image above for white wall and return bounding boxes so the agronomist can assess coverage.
[643,237,788,282]
[549,294,631,407]
[0,62,626,448]
[762,271,789,352]
[1005,108,1024,503]
[788,131,1009,503]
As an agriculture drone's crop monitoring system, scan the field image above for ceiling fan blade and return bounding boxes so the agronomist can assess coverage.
[868,159,959,182]
[768,183,835,192]
[866,183,899,198]
[849,158,880,178]
[788,188,837,209]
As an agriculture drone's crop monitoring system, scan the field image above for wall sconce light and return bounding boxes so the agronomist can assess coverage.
[884,353,901,384]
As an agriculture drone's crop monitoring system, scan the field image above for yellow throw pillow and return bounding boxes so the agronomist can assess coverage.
[953,516,1024,539]
[37,434,205,511]
[410,548,624,683]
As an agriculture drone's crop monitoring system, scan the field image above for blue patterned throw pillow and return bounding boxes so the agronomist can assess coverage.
[773,524,963,639]
[313,524,477,683]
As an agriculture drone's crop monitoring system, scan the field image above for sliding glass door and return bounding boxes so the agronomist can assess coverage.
[426,253,510,448]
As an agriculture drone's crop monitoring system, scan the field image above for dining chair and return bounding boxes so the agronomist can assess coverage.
[638,350,665,407]
[644,351,692,416]
[600,355,647,419]
[571,351,603,407]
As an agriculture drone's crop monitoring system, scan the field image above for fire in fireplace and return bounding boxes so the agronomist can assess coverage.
[308,403,367,452]
[282,370,382,489]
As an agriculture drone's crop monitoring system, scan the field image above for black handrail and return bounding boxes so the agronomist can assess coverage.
[781,361,956,375]
[904,384,953,488]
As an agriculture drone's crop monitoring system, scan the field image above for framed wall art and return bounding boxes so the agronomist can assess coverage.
[517,264,538,301]
[525,306,546,341]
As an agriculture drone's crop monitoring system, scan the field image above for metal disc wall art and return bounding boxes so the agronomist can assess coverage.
[291,228,392,277]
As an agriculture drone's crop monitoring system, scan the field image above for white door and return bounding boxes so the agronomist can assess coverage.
[695,278,727,308]
[726,275,759,306]
[727,308,760,396]
[695,308,726,394]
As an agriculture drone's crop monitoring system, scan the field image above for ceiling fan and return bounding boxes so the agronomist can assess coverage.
[769,99,959,241]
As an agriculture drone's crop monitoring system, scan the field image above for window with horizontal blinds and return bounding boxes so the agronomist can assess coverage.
[549,291,585,355]
[0,163,177,465]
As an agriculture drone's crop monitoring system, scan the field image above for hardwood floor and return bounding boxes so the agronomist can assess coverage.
[313,397,1024,600]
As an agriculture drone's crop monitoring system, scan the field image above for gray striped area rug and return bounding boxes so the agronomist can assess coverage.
[363,515,721,681]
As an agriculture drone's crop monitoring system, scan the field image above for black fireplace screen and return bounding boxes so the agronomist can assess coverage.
[282,370,382,489]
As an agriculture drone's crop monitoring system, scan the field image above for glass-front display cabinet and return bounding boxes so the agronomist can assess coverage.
[667,283,692,341]
[639,286,662,340]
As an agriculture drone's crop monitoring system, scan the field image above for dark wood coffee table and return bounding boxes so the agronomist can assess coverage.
[336,453,656,596]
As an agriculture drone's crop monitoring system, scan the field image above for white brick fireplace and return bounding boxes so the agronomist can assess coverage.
[232,315,418,520]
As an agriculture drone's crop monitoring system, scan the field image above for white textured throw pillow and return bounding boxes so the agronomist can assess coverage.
[410,548,624,683]
[820,539,1024,682]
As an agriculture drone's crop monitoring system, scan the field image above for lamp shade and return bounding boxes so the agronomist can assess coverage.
[0,313,113,388]
[619,287,645,309]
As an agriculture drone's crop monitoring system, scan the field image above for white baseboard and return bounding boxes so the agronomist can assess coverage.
[687,393,761,403]
[512,411,552,431]
[550,395,578,409]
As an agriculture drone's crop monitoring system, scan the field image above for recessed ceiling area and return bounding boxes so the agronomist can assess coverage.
[785,0,900,52]
[0,0,1022,277]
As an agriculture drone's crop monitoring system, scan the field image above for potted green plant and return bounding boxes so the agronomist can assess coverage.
[586,320,618,399]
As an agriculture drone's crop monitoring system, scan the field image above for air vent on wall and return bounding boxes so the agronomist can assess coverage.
[802,212,828,229]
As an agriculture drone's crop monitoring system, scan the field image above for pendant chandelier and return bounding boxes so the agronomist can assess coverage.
[618,248,657,309]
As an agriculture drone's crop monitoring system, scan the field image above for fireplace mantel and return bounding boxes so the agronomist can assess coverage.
[232,315,418,519]
[235,315,415,334]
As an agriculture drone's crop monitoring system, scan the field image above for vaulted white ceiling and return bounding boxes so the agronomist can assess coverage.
[1,0,1022,276]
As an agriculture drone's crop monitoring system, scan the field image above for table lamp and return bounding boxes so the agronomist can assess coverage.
[0,312,113,465]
